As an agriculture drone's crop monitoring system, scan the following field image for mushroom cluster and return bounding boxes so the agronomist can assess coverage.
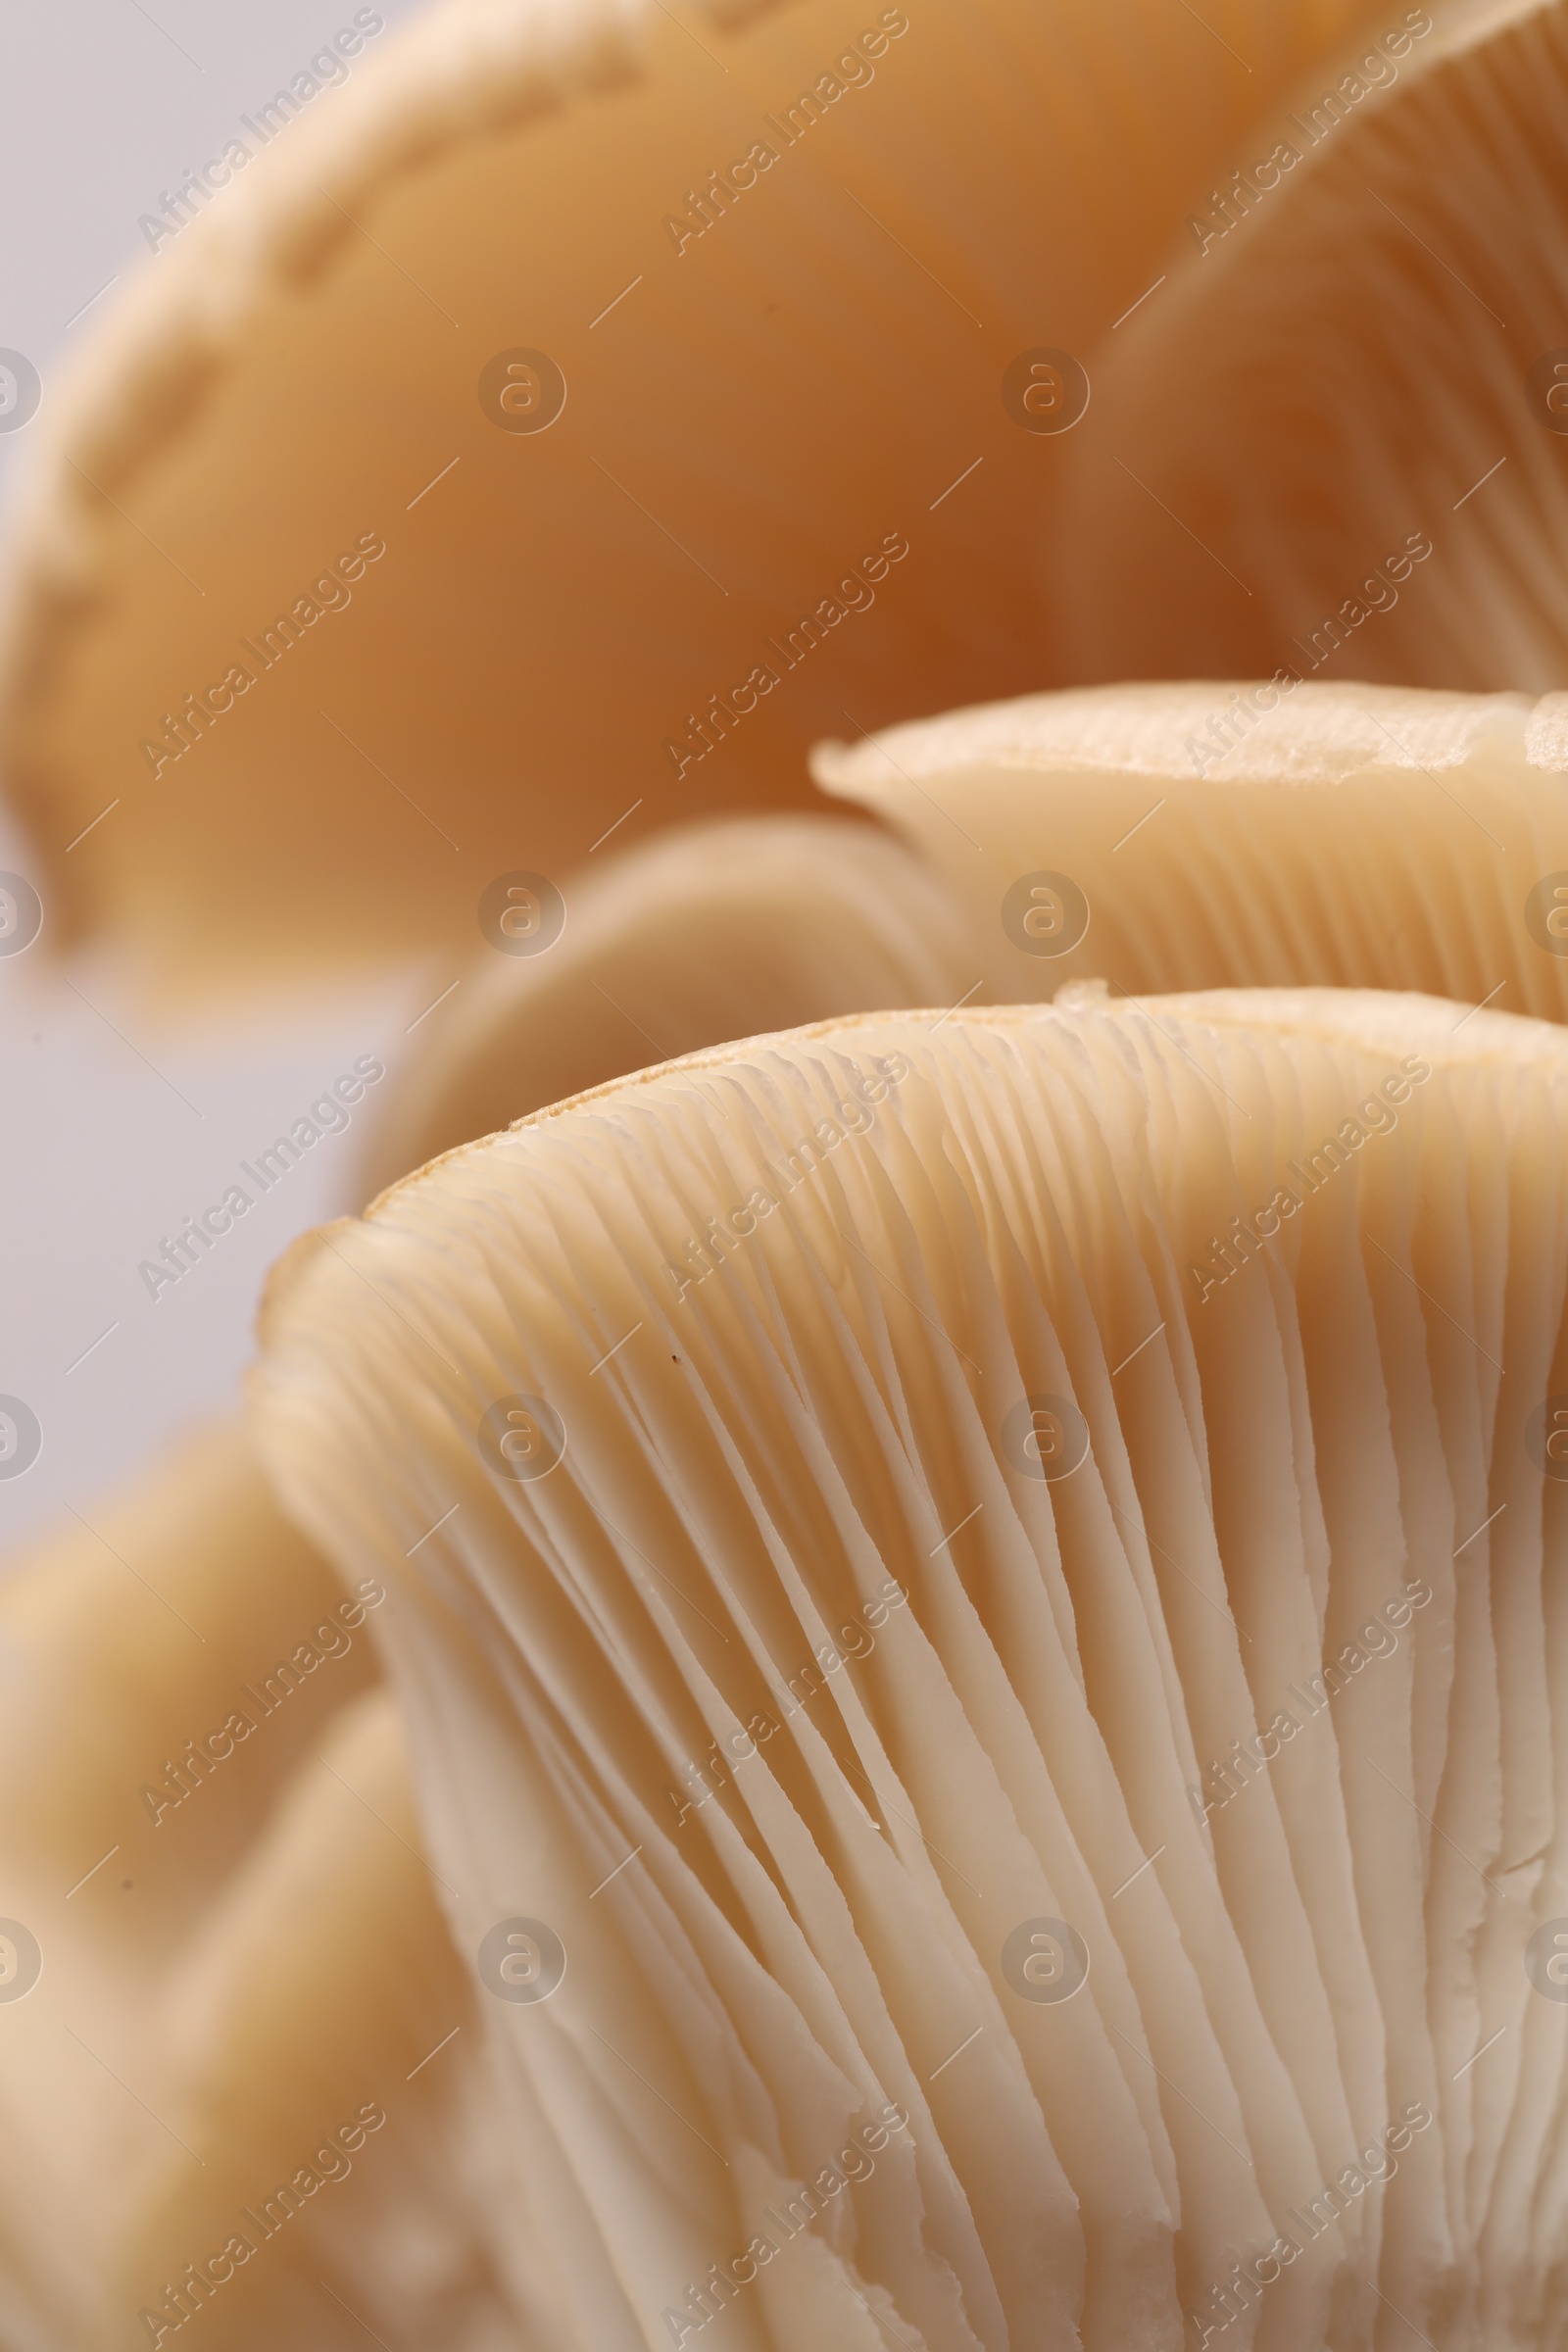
[255,989,1566,2352]
[3,0,1568,2347]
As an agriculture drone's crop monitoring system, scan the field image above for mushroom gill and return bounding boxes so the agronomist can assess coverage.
[0,0,1398,991]
[813,678,1568,1017]
[251,989,1566,2350]
[0,811,975,2343]
[1052,0,1568,691]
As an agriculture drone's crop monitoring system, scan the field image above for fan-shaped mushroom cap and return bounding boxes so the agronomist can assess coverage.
[813,678,1568,1015]
[0,1426,385,2344]
[253,988,1568,2350]
[0,0,1395,991]
[114,1690,513,2352]
[0,1424,372,1950]
[0,1444,508,2351]
[1052,0,1568,690]
[0,806,978,2337]
[357,813,977,1195]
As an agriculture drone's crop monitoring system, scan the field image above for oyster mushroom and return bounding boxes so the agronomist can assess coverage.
[118,1690,513,2352]
[0,1424,375,1948]
[251,987,1564,2350]
[0,1440,503,2349]
[0,808,976,2342]
[813,678,1568,1017]
[358,812,976,1195]
[0,1426,386,2344]
[15,669,1568,2340]
[1054,0,1568,690]
[0,0,1398,991]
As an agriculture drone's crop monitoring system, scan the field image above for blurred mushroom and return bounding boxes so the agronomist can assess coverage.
[0,1464,505,2350]
[814,677,1568,1015]
[358,813,977,1195]
[0,1428,404,2347]
[0,0,1397,994]
[0,1424,374,1956]
[251,986,1563,2349]
[1052,0,1568,690]
[118,1690,516,2352]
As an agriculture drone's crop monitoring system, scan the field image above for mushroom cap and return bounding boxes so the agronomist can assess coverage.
[0,1426,384,2343]
[813,677,1568,1015]
[0,1433,512,2350]
[0,1423,369,1955]
[356,812,978,1196]
[253,986,1568,2349]
[114,1690,513,2352]
[1050,0,1568,690]
[0,0,1398,992]
[0,811,973,2342]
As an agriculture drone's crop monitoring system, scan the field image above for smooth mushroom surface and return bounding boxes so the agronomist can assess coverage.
[357,813,977,1196]
[0,0,1399,991]
[0,1430,474,2350]
[113,1689,511,2351]
[252,990,1567,2351]
[815,679,1568,1013]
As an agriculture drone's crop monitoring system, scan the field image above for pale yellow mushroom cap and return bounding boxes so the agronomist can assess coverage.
[252,988,1568,2349]
[1050,0,1568,691]
[0,0,1396,994]
[813,678,1568,1016]
[355,812,979,1194]
[113,1690,507,2352]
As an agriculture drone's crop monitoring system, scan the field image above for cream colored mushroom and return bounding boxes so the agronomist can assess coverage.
[813,678,1568,1016]
[0,1428,404,2349]
[1051,0,1568,691]
[0,812,978,2344]
[358,813,977,1195]
[252,988,1565,2350]
[116,1690,512,2352]
[0,0,1398,994]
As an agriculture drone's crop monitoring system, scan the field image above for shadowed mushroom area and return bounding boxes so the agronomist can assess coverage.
[251,992,1568,2352]
[0,0,1404,993]
[355,813,978,1196]
[1052,0,1568,693]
